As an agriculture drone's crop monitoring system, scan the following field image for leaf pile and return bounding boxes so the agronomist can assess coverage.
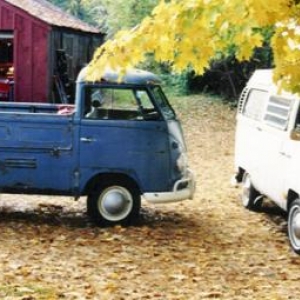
[0,95,299,300]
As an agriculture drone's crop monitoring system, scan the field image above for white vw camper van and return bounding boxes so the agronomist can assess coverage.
[234,69,300,254]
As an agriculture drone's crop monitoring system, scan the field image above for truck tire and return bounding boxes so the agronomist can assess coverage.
[288,199,300,254]
[87,179,141,226]
[241,172,262,211]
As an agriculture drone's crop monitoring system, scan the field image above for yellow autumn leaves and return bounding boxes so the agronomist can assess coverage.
[272,20,300,94]
[87,0,300,93]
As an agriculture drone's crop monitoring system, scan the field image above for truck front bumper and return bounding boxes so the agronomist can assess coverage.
[143,169,195,204]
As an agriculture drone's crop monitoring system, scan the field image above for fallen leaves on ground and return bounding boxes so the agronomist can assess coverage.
[0,95,298,299]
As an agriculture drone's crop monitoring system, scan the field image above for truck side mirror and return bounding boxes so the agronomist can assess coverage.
[291,124,300,141]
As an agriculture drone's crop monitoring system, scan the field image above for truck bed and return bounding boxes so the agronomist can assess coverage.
[0,102,75,115]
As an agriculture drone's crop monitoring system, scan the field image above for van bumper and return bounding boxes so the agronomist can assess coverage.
[143,169,195,204]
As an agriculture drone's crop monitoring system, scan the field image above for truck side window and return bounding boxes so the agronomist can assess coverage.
[84,87,156,120]
[242,89,268,121]
[263,96,293,130]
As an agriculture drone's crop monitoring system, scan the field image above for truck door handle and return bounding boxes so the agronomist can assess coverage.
[80,137,96,143]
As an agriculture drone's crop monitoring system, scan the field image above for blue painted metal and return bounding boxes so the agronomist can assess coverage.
[0,108,75,194]
[0,69,187,200]
[79,119,171,193]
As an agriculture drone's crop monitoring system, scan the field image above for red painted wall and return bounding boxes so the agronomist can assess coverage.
[0,0,49,102]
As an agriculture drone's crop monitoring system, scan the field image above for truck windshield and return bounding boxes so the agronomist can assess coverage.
[84,85,161,121]
[151,86,176,120]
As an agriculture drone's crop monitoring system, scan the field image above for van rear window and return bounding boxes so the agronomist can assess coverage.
[263,96,293,130]
[242,89,268,121]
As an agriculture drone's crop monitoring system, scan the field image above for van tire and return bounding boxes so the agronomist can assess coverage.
[288,199,300,254]
[87,179,141,226]
[241,173,262,211]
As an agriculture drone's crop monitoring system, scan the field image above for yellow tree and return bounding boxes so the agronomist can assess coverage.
[87,0,300,93]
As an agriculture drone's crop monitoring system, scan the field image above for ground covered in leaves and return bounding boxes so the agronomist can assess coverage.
[0,95,299,300]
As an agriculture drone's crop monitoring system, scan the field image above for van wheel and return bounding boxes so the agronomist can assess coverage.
[87,179,141,226]
[241,173,262,211]
[288,199,300,254]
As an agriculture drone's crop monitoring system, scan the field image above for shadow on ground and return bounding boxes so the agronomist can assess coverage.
[0,203,198,230]
[258,199,288,235]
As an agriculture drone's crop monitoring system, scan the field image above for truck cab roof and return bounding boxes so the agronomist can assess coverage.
[77,67,161,86]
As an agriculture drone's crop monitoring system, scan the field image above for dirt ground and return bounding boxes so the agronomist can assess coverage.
[0,95,299,300]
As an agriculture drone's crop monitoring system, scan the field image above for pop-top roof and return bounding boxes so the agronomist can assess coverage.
[247,69,274,88]
[4,0,100,33]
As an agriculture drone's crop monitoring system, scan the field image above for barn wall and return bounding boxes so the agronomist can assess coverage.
[50,28,103,102]
[52,29,103,80]
[0,5,13,28]
[0,0,50,102]
[0,0,104,103]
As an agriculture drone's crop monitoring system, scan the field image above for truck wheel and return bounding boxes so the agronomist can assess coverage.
[87,179,141,226]
[288,199,300,254]
[241,173,262,211]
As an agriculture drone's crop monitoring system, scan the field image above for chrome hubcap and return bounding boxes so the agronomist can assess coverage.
[290,208,300,245]
[98,186,133,221]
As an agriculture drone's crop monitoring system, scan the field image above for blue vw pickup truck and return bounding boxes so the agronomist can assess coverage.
[0,68,195,225]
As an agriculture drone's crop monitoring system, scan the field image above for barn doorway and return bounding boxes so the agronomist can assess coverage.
[0,31,14,101]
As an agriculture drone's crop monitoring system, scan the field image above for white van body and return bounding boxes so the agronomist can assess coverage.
[235,69,300,254]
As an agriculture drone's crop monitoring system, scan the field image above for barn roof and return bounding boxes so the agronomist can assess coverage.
[4,0,100,33]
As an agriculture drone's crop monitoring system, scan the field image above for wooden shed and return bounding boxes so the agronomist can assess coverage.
[0,0,104,103]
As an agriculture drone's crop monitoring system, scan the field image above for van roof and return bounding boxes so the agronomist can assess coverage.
[247,69,274,88]
[77,67,161,86]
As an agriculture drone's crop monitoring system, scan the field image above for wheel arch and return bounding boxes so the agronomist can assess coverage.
[287,190,299,211]
[83,172,141,195]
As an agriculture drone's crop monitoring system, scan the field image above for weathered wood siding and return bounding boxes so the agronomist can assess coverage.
[50,29,103,102]
[0,0,49,102]
[0,0,103,103]
[51,29,103,79]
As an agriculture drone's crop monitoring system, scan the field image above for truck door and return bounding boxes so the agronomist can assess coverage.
[0,111,75,193]
[259,95,295,207]
[79,85,170,192]
[279,100,300,210]
[235,88,268,189]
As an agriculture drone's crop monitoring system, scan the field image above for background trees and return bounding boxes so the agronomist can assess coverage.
[50,0,293,99]
[86,1,300,97]
[49,0,158,35]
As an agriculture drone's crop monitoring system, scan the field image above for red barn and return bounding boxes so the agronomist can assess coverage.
[0,0,104,103]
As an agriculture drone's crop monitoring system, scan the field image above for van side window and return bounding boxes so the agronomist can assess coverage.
[242,89,268,121]
[263,96,293,130]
